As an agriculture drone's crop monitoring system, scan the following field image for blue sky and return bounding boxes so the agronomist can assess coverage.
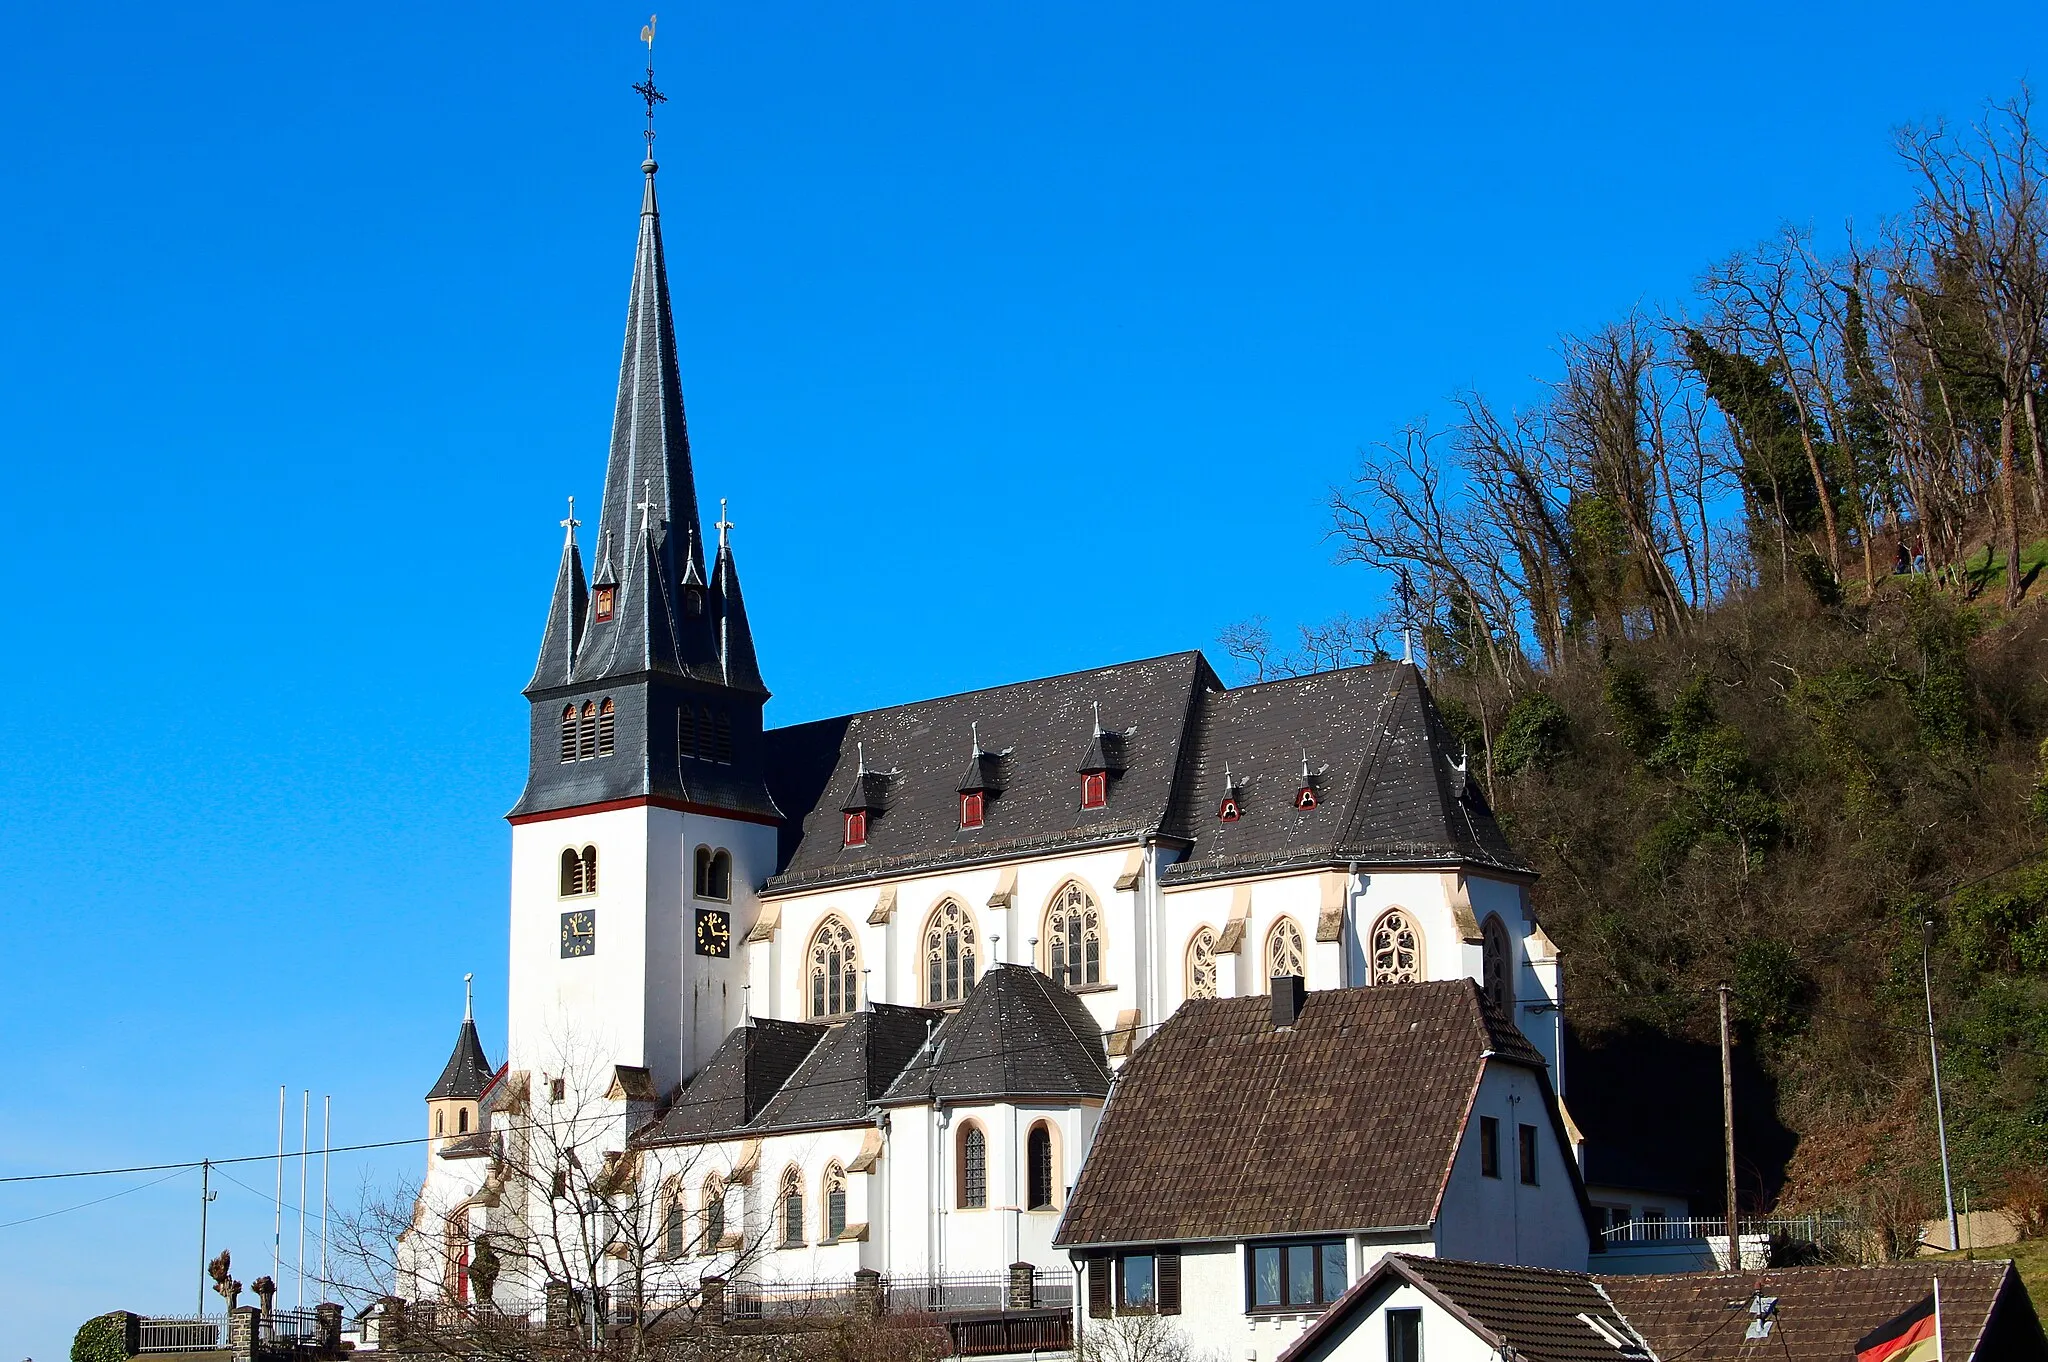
[1,1,2042,1353]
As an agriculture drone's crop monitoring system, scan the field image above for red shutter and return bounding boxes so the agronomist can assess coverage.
[1087,1258,1112,1319]
[1157,1253,1181,1315]
[845,811,867,847]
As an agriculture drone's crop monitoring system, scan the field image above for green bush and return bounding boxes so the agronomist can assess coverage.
[1494,691,1570,777]
[72,1315,127,1362]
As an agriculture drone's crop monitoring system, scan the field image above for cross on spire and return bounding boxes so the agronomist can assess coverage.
[632,15,667,163]
[716,496,734,549]
[560,495,580,543]
[463,972,474,1022]
[637,479,656,535]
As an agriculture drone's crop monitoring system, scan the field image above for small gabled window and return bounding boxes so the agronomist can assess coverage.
[1295,784,1318,810]
[593,585,616,622]
[844,810,868,848]
[1081,771,1107,810]
[1218,795,1242,822]
[960,791,985,829]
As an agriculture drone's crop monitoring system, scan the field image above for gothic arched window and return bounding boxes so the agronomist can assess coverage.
[959,1124,988,1209]
[664,1180,688,1259]
[1371,908,1423,985]
[560,705,578,763]
[1482,913,1514,1014]
[823,1163,847,1240]
[924,899,979,1005]
[1044,881,1102,990]
[1026,1123,1056,1210]
[1266,916,1306,980]
[596,698,615,756]
[578,701,598,760]
[1186,928,1218,1000]
[779,1167,804,1246]
[702,1174,726,1250]
[694,847,732,901]
[808,917,860,1019]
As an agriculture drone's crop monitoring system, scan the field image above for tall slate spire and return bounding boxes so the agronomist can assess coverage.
[573,158,717,684]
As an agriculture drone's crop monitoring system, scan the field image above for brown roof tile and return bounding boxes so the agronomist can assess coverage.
[1054,980,1561,1247]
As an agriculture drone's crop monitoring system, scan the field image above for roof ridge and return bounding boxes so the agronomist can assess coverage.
[765,651,1209,735]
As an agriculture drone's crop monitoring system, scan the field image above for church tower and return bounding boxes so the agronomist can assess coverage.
[426,984,491,1158]
[504,150,778,1100]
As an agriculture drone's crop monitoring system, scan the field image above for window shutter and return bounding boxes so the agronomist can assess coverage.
[1156,1252,1181,1315]
[1087,1258,1111,1319]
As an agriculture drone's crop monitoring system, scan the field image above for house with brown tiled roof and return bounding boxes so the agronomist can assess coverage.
[1055,977,1599,1361]
[1279,1256,2047,1362]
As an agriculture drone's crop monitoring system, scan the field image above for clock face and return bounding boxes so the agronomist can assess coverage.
[695,908,731,958]
[560,910,596,958]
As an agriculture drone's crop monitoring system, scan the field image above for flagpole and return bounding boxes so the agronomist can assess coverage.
[1935,1275,1944,1362]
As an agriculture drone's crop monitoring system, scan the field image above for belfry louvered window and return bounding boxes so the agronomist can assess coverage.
[713,709,733,763]
[679,707,697,763]
[596,698,615,756]
[578,702,598,759]
[560,706,578,763]
[560,846,597,897]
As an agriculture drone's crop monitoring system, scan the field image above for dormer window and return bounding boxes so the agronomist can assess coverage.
[1295,785,1317,811]
[593,585,616,622]
[685,586,704,618]
[844,810,868,847]
[960,791,985,829]
[1219,796,1243,823]
[1081,771,1107,810]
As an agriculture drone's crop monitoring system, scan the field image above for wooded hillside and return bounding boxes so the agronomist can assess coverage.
[1231,91,2048,1251]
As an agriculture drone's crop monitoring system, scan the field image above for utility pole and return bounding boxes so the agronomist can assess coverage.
[197,1160,216,1317]
[1719,984,1739,1266]
[1924,920,1960,1251]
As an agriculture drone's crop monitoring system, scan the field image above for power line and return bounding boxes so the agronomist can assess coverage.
[0,1166,192,1230]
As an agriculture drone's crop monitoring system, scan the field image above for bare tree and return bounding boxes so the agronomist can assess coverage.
[1079,1313,1228,1362]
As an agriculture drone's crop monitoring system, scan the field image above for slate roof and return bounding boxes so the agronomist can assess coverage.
[744,1005,941,1134]
[641,1017,825,1142]
[1599,1261,2046,1362]
[1055,980,1585,1248]
[426,1018,493,1102]
[881,965,1112,1106]
[759,657,1525,894]
[1283,1256,1650,1362]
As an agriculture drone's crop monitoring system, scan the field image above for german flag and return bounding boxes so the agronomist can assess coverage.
[1855,1292,1940,1362]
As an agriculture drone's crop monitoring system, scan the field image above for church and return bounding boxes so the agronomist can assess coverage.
[393,135,1605,1351]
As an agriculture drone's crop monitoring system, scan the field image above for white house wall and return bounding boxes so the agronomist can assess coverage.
[1281,1279,1499,1362]
[1434,1061,1590,1271]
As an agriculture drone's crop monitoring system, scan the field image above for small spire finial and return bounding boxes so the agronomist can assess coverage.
[856,741,868,776]
[632,16,666,167]
[463,973,474,1022]
[637,478,656,535]
[1092,700,1103,736]
[971,721,981,757]
[560,495,580,545]
[716,497,734,550]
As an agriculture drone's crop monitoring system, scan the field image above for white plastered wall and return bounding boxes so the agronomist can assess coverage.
[1433,1060,1591,1271]
[1277,1278,1498,1362]
[886,1100,1100,1278]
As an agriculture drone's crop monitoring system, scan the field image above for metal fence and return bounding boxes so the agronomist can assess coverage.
[136,1317,224,1353]
[259,1307,323,1344]
[1603,1214,1848,1245]
[728,1280,860,1321]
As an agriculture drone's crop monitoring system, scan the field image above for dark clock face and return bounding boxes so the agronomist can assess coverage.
[560,910,596,958]
[695,908,731,958]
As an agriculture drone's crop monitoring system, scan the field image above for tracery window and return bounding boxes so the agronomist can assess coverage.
[1186,928,1218,1000]
[1482,913,1514,1014]
[694,846,732,901]
[823,1163,847,1240]
[808,916,860,1019]
[560,846,598,897]
[702,1174,726,1249]
[664,1181,688,1259]
[1026,1123,1056,1210]
[1044,881,1102,990]
[596,698,616,756]
[1370,908,1423,985]
[1266,916,1306,980]
[924,899,979,1005]
[779,1166,804,1246]
[959,1124,987,1209]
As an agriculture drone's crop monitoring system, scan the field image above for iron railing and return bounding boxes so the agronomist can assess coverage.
[728,1280,859,1321]
[1603,1213,1849,1245]
[136,1317,224,1353]
[259,1307,323,1344]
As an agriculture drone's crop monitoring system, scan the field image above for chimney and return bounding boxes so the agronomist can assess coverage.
[1270,974,1306,1030]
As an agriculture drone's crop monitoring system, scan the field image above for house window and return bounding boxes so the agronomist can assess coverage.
[1482,913,1513,1013]
[593,585,616,622]
[808,916,860,1019]
[1387,1307,1423,1362]
[559,706,578,763]
[1519,1123,1539,1185]
[1370,908,1422,984]
[924,899,979,1005]
[1266,916,1306,980]
[824,1164,847,1240]
[579,701,598,760]
[560,846,597,897]
[778,1166,804,1246]
[1247,1239,1347,1311]
[959,791,984,829]
[1081,771,1107,809]
[1480,1115,1500,1179]
[1044,881,1102,989]
[694,846,732,901]
[596,698,616,757]
[1027,1123,1055,1210]
[702,1176,726,1249]
[844,810,868,848]
[960,1125,987,1209]
[1186,929,1217,1000]
[1088,1253,1181,1318]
